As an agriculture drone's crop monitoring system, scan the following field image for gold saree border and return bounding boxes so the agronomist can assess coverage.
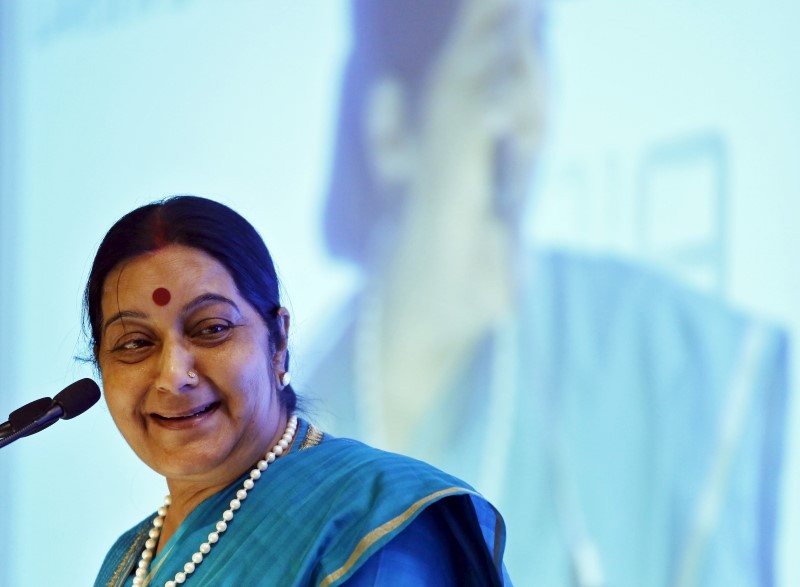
[319,486,481,587]
[108,524,149,587]
[299,424,324,451]
[107,525,176,587]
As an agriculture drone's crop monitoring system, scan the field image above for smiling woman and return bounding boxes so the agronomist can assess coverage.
[98,246,286,492]
[86,196,511,587]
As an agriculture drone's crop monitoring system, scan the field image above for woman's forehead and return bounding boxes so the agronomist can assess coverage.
[102,245,236,307]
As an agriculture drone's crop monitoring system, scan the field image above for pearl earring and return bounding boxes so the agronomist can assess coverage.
[280,372,291,387]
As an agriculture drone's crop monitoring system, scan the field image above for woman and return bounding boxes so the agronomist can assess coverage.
[89,196,510,586]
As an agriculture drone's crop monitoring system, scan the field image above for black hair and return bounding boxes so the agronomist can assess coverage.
[84,195,297,414]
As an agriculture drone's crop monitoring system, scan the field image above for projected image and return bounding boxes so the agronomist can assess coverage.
[304,1,789,585]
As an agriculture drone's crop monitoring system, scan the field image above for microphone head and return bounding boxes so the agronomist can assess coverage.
[53,378,101,420]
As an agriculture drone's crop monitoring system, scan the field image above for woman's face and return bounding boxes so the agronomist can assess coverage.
[97,244,285,486]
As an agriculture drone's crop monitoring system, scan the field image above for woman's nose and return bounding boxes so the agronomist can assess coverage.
[153,339,197,393]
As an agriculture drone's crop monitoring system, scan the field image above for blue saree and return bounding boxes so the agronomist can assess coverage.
[94,419,509,586]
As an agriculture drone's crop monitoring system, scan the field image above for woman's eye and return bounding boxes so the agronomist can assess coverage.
[120,339,150,350]
[190,319,236,342]
[110,336,154,361]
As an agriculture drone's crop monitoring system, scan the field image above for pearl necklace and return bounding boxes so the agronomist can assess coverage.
[133,415,298,587]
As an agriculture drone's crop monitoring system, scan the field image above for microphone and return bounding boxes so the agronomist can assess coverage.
[0,379,101,449]
[53,378,101,419]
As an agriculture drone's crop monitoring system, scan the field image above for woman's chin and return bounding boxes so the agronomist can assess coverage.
[138,439,237,483]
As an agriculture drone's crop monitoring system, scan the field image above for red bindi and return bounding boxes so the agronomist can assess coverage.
[152,287,171,306]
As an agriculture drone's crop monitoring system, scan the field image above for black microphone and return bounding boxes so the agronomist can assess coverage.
[0,379,101,449]
[53,378,101,419]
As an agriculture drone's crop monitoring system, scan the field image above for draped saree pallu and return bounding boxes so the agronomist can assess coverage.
[95,419,509,586]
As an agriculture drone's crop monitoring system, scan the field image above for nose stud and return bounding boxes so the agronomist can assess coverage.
[188,370,198,379]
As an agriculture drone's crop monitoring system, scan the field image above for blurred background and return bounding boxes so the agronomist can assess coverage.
[0,1,797,586]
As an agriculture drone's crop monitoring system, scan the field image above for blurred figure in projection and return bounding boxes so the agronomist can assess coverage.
[305,0,788,586]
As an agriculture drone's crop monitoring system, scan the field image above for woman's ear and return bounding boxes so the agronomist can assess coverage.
[272,308,291,383]
[364,76,412,189]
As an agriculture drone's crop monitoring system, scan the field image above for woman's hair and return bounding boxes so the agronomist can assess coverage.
[84,195,297,414]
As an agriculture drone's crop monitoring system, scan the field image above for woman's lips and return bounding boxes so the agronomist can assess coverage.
[151,401,220,429]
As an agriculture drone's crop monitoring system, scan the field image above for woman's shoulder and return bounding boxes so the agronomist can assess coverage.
[282,419,493,537]
[287,425,497,538]
[300,426,478,497]
[281,424,507,586]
